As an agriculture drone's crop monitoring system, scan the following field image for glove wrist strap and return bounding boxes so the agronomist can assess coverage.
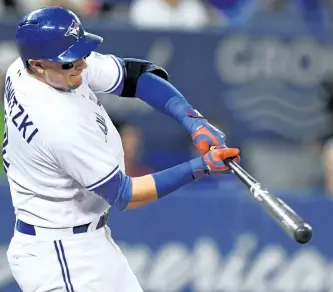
[182,109,207,134]
[189,157,211,179]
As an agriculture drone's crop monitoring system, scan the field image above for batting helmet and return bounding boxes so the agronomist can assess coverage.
[16,6,103,65]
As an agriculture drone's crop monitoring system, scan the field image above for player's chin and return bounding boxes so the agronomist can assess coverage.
[69,75,83,89]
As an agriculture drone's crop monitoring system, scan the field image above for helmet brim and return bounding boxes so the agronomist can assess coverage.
[52,32,103,63]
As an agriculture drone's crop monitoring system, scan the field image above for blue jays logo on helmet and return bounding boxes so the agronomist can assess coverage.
[65,20,81,39]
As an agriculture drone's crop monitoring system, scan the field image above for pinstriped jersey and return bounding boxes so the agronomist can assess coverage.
[3,52,125,228]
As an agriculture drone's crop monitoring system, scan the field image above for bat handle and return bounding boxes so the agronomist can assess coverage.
[224,157,257,187]
[224,157,235,168]
[209,146,255,184]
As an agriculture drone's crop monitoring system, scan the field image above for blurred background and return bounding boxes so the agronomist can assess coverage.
[1,0,333,291]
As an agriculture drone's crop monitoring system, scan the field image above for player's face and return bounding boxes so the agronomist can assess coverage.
[41,58,88,91]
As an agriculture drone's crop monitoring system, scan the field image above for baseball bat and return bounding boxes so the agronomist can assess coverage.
[211,147,312,244]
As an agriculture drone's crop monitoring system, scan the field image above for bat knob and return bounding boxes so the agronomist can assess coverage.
[294,223,312,244]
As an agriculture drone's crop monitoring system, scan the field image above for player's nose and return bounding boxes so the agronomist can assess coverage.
[75,58,88,70]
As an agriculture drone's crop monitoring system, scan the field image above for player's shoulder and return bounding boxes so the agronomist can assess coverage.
[5,57,48,98]
[84,51,121,74]
[6,57,24,79]
[7,57,23,71]
[87,51,120,62]
[83,51,123,93]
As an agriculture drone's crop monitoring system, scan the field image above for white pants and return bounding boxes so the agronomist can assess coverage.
[7,226,143,292]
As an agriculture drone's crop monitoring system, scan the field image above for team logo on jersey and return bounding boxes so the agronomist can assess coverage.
[89,92,102,106]
[65,20,81,39]
[96,113,108,142]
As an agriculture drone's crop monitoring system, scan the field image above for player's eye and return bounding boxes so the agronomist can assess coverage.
[61,54,90,70]
[61,62,74,70]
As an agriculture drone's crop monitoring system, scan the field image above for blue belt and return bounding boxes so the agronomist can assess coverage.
[16,214,108,236]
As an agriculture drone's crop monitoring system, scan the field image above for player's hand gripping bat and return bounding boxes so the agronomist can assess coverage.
[210,146,312,244]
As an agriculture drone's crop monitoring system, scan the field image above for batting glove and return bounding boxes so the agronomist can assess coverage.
[182,109,227,155]
[190,147,240,179]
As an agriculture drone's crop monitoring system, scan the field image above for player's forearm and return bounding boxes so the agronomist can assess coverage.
[93,147,239,211]
[125,175,158,209]
[126,158,210,210]
[129,175,158,203]
[126,156,212,210]
[93,160,205,211]
[136,73,204,134]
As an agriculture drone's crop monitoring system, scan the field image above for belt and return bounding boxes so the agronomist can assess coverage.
[16,213,108,236]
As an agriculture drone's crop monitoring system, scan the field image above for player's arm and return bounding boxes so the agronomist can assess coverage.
[92,147,240,210]
[126,175,156,209]
[50,109,239,211]
[85,54,232,155]
[120,58,230,155]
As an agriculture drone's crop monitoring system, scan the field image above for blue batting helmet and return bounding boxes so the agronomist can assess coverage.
[16,6,103,64]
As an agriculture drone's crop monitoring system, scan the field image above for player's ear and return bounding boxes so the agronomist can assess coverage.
[28,60,45,74]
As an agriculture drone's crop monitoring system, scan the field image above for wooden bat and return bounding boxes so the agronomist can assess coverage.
[211,146,312,244]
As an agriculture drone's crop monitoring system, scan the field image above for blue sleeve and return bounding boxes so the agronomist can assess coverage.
[152,157,209,198]
[91,157,210,208]
[92,170,132,211]
[136,72,203,134]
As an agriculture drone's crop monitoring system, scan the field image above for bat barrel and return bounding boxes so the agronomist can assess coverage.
[258,190,313,244]
[294,223,312,244]
[224,158,313,244]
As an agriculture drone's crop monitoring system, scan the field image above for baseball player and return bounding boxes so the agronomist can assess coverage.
[4,6,240,292]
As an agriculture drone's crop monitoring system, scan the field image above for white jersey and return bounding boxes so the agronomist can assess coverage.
[3,52,125,228]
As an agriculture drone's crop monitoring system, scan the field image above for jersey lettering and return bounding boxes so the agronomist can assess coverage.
[2,111,10,172]
[5,77,15,104]
[12,103,24,127]
[5,76,39,144]
[8,95,17,116]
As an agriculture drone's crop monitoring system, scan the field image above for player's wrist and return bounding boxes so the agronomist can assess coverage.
[189,156,211,179]
[152,158,210,200]
[181,109,206,134]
